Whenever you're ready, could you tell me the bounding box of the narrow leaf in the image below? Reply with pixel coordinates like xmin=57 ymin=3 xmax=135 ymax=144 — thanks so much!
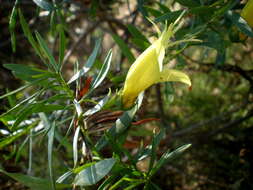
xmin=73 ymin=99 xmax=83 ymax=117
xmin=155 ymin=10 xmax=183 ymax=23
xmin=83 ymin=95 xmax=109 ymax=116
xmin=74 ymin=158 xmax=116 ymax=186
xmin=127 ymin=24 xmax=149 ymax=43
xmin=58 ymin=25 xmax=66 ymax=68
xmin=59 ymin=26 xmax=66 ymax=68
xmin=48 ymin=122 xmax=56 ymax=190
xmin=35 ymin=31 xmax=58 ymax=71
xmin=226 ymin=10 xmax=253 ymax=38
xmin=33 ymin=0 xmax=54 ymax=11
xmin=0 ymin=122 xmax=37 ymax=149
xmin=112 ymin=34 xmax=135 ymax=63
xmin=150 ymin=144 xmax=191 ymax=176
xmin=95 ymin=93 xmax=143 ymax=150
xmin=9 ymin=0 xmax=19 ymax=52
xmin=18 ymin=9 xmax=43 ymax=59
xmin=68 ymin=38 xmax=101 ymax=84
xmin=91 ymin=49 xmax=112 ymax=89
xmin=0 ymin=169 xmax=70 ymax=190
xmin=0 ymin=78 xmax=45 ymax=100
xmin=73 ymin=126 xmax=80 ymax=168
xmin=175 ymin=0 xmax=200 ymax=7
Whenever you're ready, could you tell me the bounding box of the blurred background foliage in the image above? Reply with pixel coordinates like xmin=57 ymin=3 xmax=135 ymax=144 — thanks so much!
xmin=1 ymin=0 xmax=253 ymax=189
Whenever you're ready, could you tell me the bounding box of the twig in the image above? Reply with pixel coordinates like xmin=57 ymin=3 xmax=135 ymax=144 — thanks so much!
xmin=172 ymin=101 xmax=249 ymax=137
xmin=208 ymin=109 xmax=253 ymax=137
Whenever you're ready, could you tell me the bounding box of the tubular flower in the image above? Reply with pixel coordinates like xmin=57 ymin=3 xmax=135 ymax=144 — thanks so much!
xmin=122 ymin=20 xmax=195 ymax=109
xmin=241 ymin=0 xmax=253 ymax=28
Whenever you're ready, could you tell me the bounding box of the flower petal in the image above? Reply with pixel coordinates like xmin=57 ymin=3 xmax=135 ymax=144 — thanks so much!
xmin=122 ymin=44 xmax=160 ymax=108
xmin=158 ymin=68 xmax=191 ymax=86
xmin=241 ymin=0 xmax=253 ymax=28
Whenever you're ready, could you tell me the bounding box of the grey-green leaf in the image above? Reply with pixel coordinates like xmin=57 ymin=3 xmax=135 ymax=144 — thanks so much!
xmin=91 ymin=49 xmax=112 ymax=89
xmin=150 ymin=144 xmax=191 ymax=176
xmin=48 ymin=122 xmax=56 ymax=190
xmin=226 ymin=10 xmax=253 ymax=38
xmin=95 ymin=93 xmax=143 ymax=150
xmin=68 ymin=38 xmax=101 ymax=84
xmin=33 ymin=0 xmax=54 ymax=11
xmin=73 ymin=158 xmax=116 ymax=186
xmin=83 ymin=95 xmax=109 ymax=116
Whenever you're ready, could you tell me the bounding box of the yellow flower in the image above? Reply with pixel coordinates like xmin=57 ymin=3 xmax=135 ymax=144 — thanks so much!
xmin=122 ymin=19 xmax=196 ymax=109
xmin=241 ymin=0 xmax=253 ymax=28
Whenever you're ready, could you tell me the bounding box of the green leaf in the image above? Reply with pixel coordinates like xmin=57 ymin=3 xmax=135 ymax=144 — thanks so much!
xmin=13 ymin=103 xmax=64 ymax=129
xmin=33 ymin=0 xmax=54 ymax=11
xmin=150 ymin=144 xmax=191 ymax=176
xmin=156 ymin=2 xmax=171 ymax=13
xmin=91 ymin=49 xmax=112 ymax=89
xmin=95 ymin=93 xmax=143 ymax=150
xmin=131 ymin=38 xmax=150 ymax=50
xmin=175 ymin=0 xmax=200 ymax=7
xmin=189 ymin=5 xmax=215 ymax=15
xmin=58 ymin=25 xmax=66 ymax=68
xmin=15 ymin=136 xmax=29 ymax=163
xmin=50 ymin=11 xmax=57 ymax=36
xmin=56 ymin=171 xmax=73 ymax=183
xmin=112 ymin=34 xmax=135 ymax=63
xmin=125 ymin=181 xmax=144 ymax=190
xmin=0 ymin=169 xmax=70 ymax=190
xmin=73 ymin=162 xmax=97 ymax=174
xmin=73 ymin=99 xmax=83 ymax=117
xmin=3 ymin=64 xmax=51 ymax=82
xmin=18 ymin=9 xmax=43 ymax=59
xmin=35 ymin=31 xmax=58 ymax=71
xmin=0 ymin=122 xmax=37 ymax=149
xmin=226 ymin=10 xmax=253 ymax=38
xmin=73 ymin=126 xmax=80 ymax=168
xmin=155 ymin=10 xmax=183 ymax=23
xmin=74 ymin=158 xmax=116 ymax=186
xmin=148 ymin=129 xmax=165 ymax=173
xmin=48 ymin=122 xmax=56 ymax=190
xmin=68 ymin=38 xmax=101 ymax=84
xmin=97 ymin=175 xmax=117 ymax=190
xmin=9 ymin=0 xmax=19 ymax=52
xmin=127 ymin=24 xmax=150 ymax=43
xmin=0 ymin=78 xmax=46 ymax=100
xmin=89 ymin=0 xmax=99 ymax=17
xmin=144 ymin=6 xmax=163 ymax=17
xmin=150 ymin=182 xmax=162 ymax=190
xmin=83 ymin=95 xmax=109 ymax=116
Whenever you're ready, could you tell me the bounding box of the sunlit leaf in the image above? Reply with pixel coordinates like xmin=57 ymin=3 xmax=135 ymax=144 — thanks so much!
xmin=48 ymin=122 xmax=56 ymax=190
xmin=68 ymin=38 xmax=101 ymax=84
xmin=91 ymin=49 xmax=112 ymax=89
xmin=33 ymin=0 xmax=54 ymax=11
xmin=74 ymin=158 xmax=116 ymax=186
